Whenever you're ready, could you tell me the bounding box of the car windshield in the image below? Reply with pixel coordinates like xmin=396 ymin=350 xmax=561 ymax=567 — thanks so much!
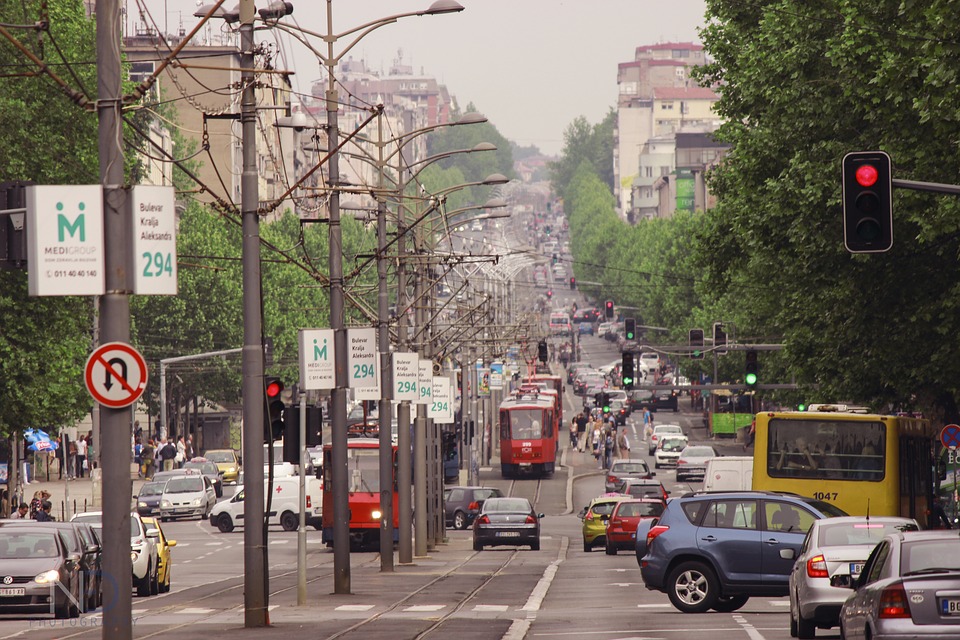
xmin=184 ymin=462 xmax=216 ymax=475
xmin=0 ymin=532 xmax=59 ymax=558
xmin=139 ymin=482 xmax=167 ymax=497
xmin=661 ymin=439 xmax=687 ymax=452
xmin=624 ymin=484 xmax=662 ymax=499
xmin=683 ymin=447 xmax=716 ymax=458
xmin=165 ymin=477 xmax=204 ymax=493
xmin=590 ymin=500 xmax=621 ymax=516
xmin=484 ymin=498 xmax=531 ymax=513
xmin=204 ymin=451 xmax=235 ymax=463
xmin=617 ymin=502 xmax=664 ymax=518
xmin=611 ymin=462 xmax=648 ymax=475
xmin=818 ymin=521 xmax=918 ymax=547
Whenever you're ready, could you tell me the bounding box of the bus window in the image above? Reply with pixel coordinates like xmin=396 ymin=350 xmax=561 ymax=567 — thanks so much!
xmin=767 ymin=418 xmax=885 ymax=481
xmin=509 ymin=410 xmax=542 ymax=440
xmin=347 ymin=449 xmax=381 ymax=493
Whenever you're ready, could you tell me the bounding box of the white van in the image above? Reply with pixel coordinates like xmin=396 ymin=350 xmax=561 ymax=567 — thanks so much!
xmin=209 ymin=476 xmax=322 ymax=533
xmin=702 ymin=456 xmax=754 ymax=492
xmin=549 ymin=312 xmax=572 ymax=336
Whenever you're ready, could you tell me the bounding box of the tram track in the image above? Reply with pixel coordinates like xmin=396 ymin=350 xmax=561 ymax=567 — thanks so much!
xmin=324 ymin=548 xmax=521 ymax=640
xmin=506 ymin=477 xmax=543 ymax=507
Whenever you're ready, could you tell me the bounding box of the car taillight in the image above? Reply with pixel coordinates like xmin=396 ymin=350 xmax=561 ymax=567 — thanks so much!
xmin=661 ymin=488 xmax=668 ymax=502
xmin=647 ymin=524 xmax=669 ymax=546
xmin=306 ymin=496 xmax=312 ymax=509
xmin=806 ymin=554 xmax=828 ymax=578
xmin=878 ymin=584 xmax=911 ymax=618
xmin=525 ymin=515 xmax=537 ymax=524
xmin=677 ymin=459 xmax=687 ymax=464
xmin=607 ymin=475 xmax=618 ymax=484
xmin=468 ymin=501 xmax=479 ymax=510
xmin=586 ymin=510 xmax=594 ymax=519
xmin=476 ymin=515 xmax=490 ymax=525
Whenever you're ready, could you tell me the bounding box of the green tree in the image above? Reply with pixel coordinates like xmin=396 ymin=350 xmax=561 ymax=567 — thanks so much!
xmin=549 ymin=109 xmax=615 ymax=200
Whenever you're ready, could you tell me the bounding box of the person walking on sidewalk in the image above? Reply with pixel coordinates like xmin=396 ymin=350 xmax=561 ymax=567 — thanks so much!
xmin=34 ymin=500 xmax=55 ymax=522
xmin=576 ymin=411 xmax=588 ymax=452
xmin=141 ymin=439 xmax=156 ymax=480
xmin=67 ymin=439 xmax=77 ymax=480
xmin=76 ymin=435 xmax=87 ymax=478
xmin=158 ymin=438 xmax=178 ymax=472
xmin=9 ymin=502 xmax=29 ymax=519
xmin=176 ymin=436 xmax=186 ymax=468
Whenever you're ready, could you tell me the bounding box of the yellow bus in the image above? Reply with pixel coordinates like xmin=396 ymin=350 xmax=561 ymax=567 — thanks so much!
xmin=752 ymin=406 xmax=940 ymax=526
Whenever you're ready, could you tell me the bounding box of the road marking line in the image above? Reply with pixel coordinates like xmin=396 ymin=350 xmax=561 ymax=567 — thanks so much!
xmin=733 ymin=613 xmax=768 ymax=640
xmin=637 ymin=604 xmax=673 ymax=608
xmin=178 ymin=608 xmax=215 ymax=615
xmin=270 ymin=540 xmax=289 ymax=545
xmin=336 ymin=604 xmax=375 ymax=611
xmin=404 ymin=605 xmax=445 ymax=612
xmin=205 ymin=542 xmax=223 ymax=546
xmin=768 ymin=601 xmax=790 ymax=606
xmin=474 ymin=604 xmax=509 ymax=612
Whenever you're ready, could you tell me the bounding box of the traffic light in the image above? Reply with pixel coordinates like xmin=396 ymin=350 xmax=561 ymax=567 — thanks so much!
xmin=552 ymin=253 xmax=558 ymax=264
xmin=745 ymin=350 xmax=759 ymax=389
xmin=624 ymin=318 xmax=636 ymax=341
xmin=264 ymin=376 xmax=285 ymax=442
xmin=621 ymin=352 xmax=635 ymax=389
xmin=282 ymin=406 xmax=323 ymax=464
xmin=713 ymin=322 xmax=727 ymax=355
xmin=605 ymin=300 xmax=614 ymax=319
xmin=842 ymin=151 xmax=893 ymax=253
xmin=797 ymin=403 xmax=807 ymax=411
xmin=689 ymin=328 xmax=704 ymax=359
xmin=569 ymin=277 xmax=576 ymax=290
xmin=537 ymin=340 xmax=548 ymax=364
xmin=546 ymin=289 xmax=553 ymax=299
xmin=601 ymin=392 xmax=611 ymax=414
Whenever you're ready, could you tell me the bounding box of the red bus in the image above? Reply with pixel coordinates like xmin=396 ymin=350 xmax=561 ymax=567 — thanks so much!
xmin=322 ymin=439 xmax=398 ymax=549
xmin=499 ymin=391 xmax=557 ymax=478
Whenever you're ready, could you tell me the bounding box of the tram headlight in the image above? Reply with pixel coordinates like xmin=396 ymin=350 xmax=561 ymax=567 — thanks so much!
xmin=371 ymin=510 xmax=382 ymax=521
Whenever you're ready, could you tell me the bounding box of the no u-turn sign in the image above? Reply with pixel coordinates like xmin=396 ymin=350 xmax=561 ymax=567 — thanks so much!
xmin=84 ymin=342 xmax=148 ymax=408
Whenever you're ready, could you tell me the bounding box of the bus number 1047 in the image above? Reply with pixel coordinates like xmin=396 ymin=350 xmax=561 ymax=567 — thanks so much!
xmin=812 ymin=491 xmax=839 ymax=501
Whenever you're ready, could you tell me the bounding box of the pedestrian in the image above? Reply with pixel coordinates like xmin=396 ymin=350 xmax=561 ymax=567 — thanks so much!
xmin=67 ymin=438 xmax=77 ymax=480
xmin=930 ymin=495 xmax=952 ymax=529
xmin=642 ymin=405 xmax=654 ymax=442
xmin=141 ymin=439 xmax=156 ymax=480
xmin=744 ymin=418 xmax=756 ymax=451
xmin=9 ymin=502 xmax=29 ymax=519
xmin=76 ymin=435 xmax=87 ymax=478
xmin=176 ymin=436 xmax=186 ymax=468
xmin=185 ymin=435 xmax=195 ymax=461
xmin=34 ymin=500 xmax=55 ymax=522
xmin=576 ymin=410 xmax=588 ymax=452
xmin=591 ymin=422 xmax=603 ymax=466
xmin=54 ymin=437 xmax=64 ymax=480
xmin=158 ymin=438 xmax=178 ymax=471
xmin=569 ymin=415 xmax=578 ymax=449
xmin=618 ymin=428 xmax=631 ymax=458
xmin=603 ymin=428 xmax=615 ymax=470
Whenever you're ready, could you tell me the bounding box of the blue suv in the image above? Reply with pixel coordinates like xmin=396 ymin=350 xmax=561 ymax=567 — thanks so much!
xmin=636 ymin=491 xmax=847 ymax=613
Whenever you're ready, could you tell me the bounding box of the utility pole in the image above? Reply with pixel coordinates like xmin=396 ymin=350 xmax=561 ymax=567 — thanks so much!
xmin=97 ymin=1 xmax=133 ymax=638
xmin=238 ymin=0 xmax=268 ymax=625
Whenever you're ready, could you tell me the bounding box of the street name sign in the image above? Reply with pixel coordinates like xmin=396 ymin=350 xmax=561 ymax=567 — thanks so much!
xmin=393 ymin=353 xmax=419 ymax=401
xmin=429 ymin=377 xmax=453 ymax=423
xmin=299 ymin=329 xmax=335 ymax=390
xmin=27 ymin=185 xmax=104 ymax=296
xmin=346 ymin=328 xmax=377 ymax=388
xmin=418 ymin=361 xmax=433 ymax=405
xmin=131 ymin=185 xmax=177 ymax=295
xmin=354 ymin=359 xmax=380 ymax=400
xmin=84 ymin=342 xmax=148 ymax=408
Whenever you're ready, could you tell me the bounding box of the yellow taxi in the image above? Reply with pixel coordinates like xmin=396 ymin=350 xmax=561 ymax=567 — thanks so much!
xmin=204 ymin=449 xmax=241 ymax=484
xmin=141 ymin=516 xmax=177 ymax=593
xmin=577 ymin=494 xmax=630 ymax=552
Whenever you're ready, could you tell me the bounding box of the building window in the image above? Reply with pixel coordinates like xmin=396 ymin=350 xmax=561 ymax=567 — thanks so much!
xmin=661 ymin=102 xmax=674 ymax=110
xmin=673 ymin=49 xmax=690 ymax=58
xmin=645 ymin=166 xmax=653 ymax=178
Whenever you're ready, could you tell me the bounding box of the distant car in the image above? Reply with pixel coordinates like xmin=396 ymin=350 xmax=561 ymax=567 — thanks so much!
xmin=141 ymin=516 xmax=177 ymax=593
xmin=567 ymin=362 xmax=593 ymax=384
xmin=638 ymin=352 xmax=660 ymax=373
xmin=617 ymin=478 xmax=669 ymax=502
xmin=471 ymin=220 xmax=483 ymax=232
xmin=639 ymin=491 xmax=848 ymax=613
xmin=444 ymin=486 xmax=504 ymax=530
xmin=789 ymin=516 xmax=918 ymax=638
xmin=579 ymin=494 xmax=631 ymax=552
xmin=676 ymin=445 xmax=719 ymax=482
xmin=159 ymin=473 xmax=218 ymax=521
xmin=609 ymin=400 xmax=628 ymax=426
xmin=605 ymin=459 xmax=654 ymax=493
xmin=183 ymin=459 xmax=224 ymax=497
xmin=651 ymin=390 xmax=679 ymax=412
xmin=203 ymin=449 xmax=240 ymax=484
xmin=137 ymin=480 xmax=168 ymax=516
xmin=838 ymin=530 xmax=960 ymax=640
xmin=0 ymin=526 xmax=83 ymax=618
xmin=472 ymin=497 xmax=542 ymax=551
xmin=648 ymin=424 xmax=684 ymax=455
xmin=630 ymin=389 xmax=655 ymax=412
xmin=578 ymin=322 xmax=594 ymax=335
xmin=654 ymin=436 xmax=689 ymax=468
xmin=604 ymin=499 xmax=665 ymax=555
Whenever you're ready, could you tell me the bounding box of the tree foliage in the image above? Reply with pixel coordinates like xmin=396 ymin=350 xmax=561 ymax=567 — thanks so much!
xmin=549 ymin=109 xmax=616 ymax=200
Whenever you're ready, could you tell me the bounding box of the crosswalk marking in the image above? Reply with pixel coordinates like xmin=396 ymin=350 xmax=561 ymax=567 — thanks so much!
xmin=178 ymin=608 xmax=215 ymax=615
xmin=336 ymin=604 xmax=375 ymax=611
xmin=205 ymin=542 xmax=223 ymax=546
xmin=474 ymin=604 xmax=509 ymax=612
xmin=269 ymin=540 xmax=289 ymax=545
xmin=404 ymin=605 xmax=445 ymax=612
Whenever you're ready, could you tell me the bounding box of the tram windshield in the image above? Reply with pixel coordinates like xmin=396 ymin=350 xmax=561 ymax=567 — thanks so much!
xmin=508 ymin=409 xmax=544 ymax=440
xmin=348 ymin=449 xmax=382 ymax=493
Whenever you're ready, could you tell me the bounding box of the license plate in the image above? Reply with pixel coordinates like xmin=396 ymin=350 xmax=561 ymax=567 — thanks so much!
xmin=942 ymin=599 xmax=960 ymax=615
xmin=849 ymin=562 xmax=864 ymax=578
xmin=0 ymin=588 xmax=25 ymax=597
xmin=497 ymin=531 xmax=520 ymax=537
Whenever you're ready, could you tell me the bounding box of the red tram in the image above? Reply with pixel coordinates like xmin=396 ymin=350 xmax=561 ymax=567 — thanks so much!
xmin=498 ymin=391 xmax=557 ymax=478
xmin=322 ymin=439 xmax=398 ymax=548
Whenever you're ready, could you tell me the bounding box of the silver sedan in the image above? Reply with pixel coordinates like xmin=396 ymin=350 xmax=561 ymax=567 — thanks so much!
xmin=788 ymin=516 xmax=918 ymax=638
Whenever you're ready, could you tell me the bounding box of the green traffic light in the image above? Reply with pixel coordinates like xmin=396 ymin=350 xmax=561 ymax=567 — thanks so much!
xmin=626 ymin=332 xmax=634 ymax=340
xmin=745 ymin=372 xmax=758 ymax=385
xmin=798 ymin=403 xmax=806 ymax=411
xmin=603 ymin=405 xmax=610 ymax=413
xmin=623 ymin=376 xmax=633 ymax=385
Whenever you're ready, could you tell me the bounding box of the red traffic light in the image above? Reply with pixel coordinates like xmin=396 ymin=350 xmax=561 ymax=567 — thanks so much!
xmin=266 ymin=379 xmax=283 ymax=398
xmin=855 ymin=164 xmax=878 ymax=187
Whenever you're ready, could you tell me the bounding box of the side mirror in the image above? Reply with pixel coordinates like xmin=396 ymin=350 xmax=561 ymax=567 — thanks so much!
xmin=145 ymin=528 xmax=160 ymax=538
xmin=167 ymin=540 xmax=177 ymax=548
xmin=84 ymin=543 xmax=100 ymax=555
xmin=577 ymin=508 xmax=587 ymax=520
xmin=538 ymin=513 xmax=545 ymax=519
xmin=779 ymin=548 xmax=796 ymax=560
xmin=65 ymin=553 xmax=81 ymax=570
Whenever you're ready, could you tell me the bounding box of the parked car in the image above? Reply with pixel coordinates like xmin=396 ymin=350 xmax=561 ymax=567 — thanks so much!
xmin=71 ymin=510 xmax=159 ymax=598
xmin=617 ymin=478 xmax=669 ymax=502
xmin=648 ymin=424 xmax=685 ymax=455
xmin=444 ymin=486 xmax=504 ymax=530
xmin=472 ymin=497 xmax=542 ymax=551
xmin=579 ymin=494 xmax=631 ymax=552
xmin=141 ymin=516 xmax=177 ymax=593
xmin=838 ymin=529 xmax=960 ymax=640
xmin=0 ymin=526 xmax=82 ymax=618
xmin=202 ymin=448 xmax=241 ymax=484
xmin=789 ymin=516 xmax=919 ymax=638
xmin=638 ymin=491 xmax=847 ymax=613
xmin=183 ymin=459 xmax=224 ymax=497
xmin=605 ymin=459 xmax=654 ymax=493
xmin=159 ymin=473 xmax=218 ymax=521
xmin=654 ymin=436 xmax=688 ymax=468
xmin=604 ymin=499 xmax=665 ymax=555
xmin=676 ymin=445 xmax=719 ymax=482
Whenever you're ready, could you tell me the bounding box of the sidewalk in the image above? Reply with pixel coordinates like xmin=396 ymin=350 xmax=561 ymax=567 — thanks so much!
xmin=8 ymin=464 xmax=142 ymax=520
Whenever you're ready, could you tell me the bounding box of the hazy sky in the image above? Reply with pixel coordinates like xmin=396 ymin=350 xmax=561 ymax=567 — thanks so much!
xmin=163 ymin=1 xmax=708 ymax=156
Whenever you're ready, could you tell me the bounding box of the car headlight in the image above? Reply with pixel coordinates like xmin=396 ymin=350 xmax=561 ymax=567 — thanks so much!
xmin=161 ymin=499 xmax=171 ymax=508
xmin=371 ymin=510 xmax=382 ymax=521
xmin=192 ymin=498 xmax=202 ymax=506
xmin=35 ymin=570 xmax=60 ymax=584
xmin=138 ymin=501 xmax=148 ymax=507
xmin=131 ymin=551 xmax=138 ymax=561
